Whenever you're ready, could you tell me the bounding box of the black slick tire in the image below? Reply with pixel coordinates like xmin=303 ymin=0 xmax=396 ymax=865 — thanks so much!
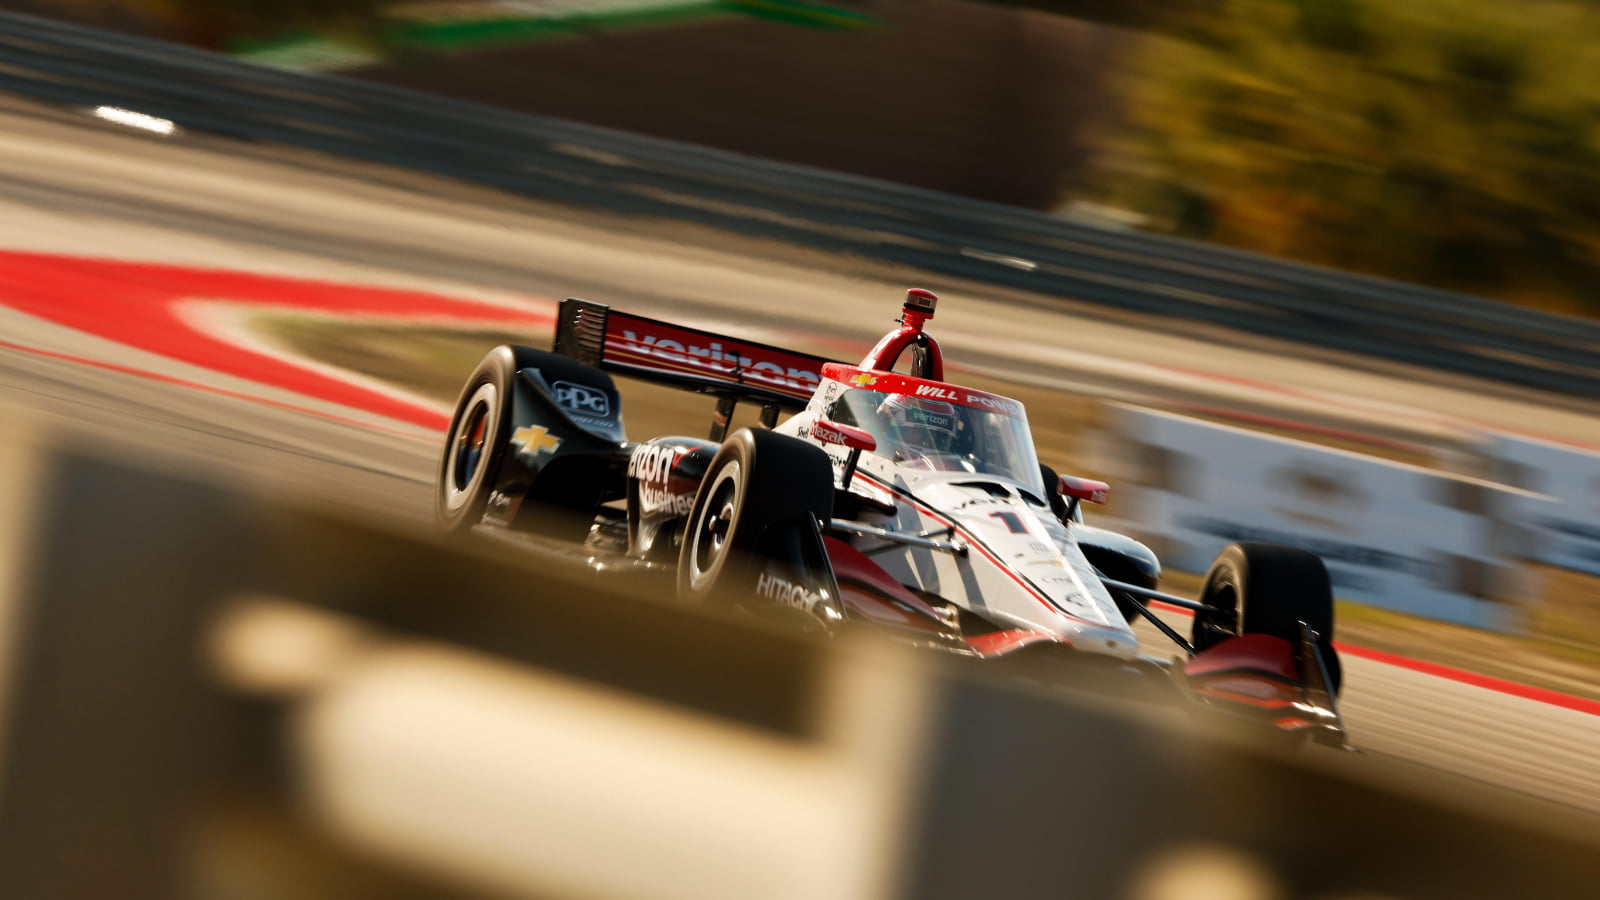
xmin=1192 ymin=542 xmax=1342 ymax=693
xmin=677 ymin=428 xmax=834 ymax=607
xmin=435 ymin=346 xmax=518 ymax=535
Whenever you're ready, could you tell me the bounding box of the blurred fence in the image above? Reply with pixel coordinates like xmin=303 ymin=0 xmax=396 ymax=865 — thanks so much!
xmin=0 ymin=11 xmax=1596 ymax=399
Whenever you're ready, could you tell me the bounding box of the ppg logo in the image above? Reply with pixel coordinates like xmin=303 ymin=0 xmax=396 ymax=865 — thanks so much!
xmin=553 ymin=381 xmax=610 ymax=417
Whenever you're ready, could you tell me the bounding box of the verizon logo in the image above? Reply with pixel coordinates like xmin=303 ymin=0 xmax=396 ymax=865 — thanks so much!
xmin=616 ymin=330 xmax=821 ymax=393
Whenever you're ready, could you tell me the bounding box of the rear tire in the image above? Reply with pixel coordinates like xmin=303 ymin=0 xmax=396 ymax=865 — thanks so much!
xmin=1192 ymin=542 xmax=1341 ymax=693
xmin=677 ymin=428 xmax=834 ymax=607
xmin=436 ymin=347 xmax=518 ymax=534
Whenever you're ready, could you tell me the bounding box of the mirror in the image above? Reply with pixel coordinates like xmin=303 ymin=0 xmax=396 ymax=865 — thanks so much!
xmin=1057 ymin=474 xmax=1109 ymax=504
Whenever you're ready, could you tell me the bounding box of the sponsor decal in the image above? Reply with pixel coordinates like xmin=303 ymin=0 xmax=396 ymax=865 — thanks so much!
xmin=757 ymin=571 xmax=826 ymax=612
xmin=813 ymin=422 xmax=846 ymax=445
xmin=639 ymin=485 xmax=697 ymax=517
xmin=812 ymin=420 xmax=874 ymax=449
xmin=953 ymin=495 xmax=1006 ymax=510
xmin=913 ymin=384 xmax=1024 ymax=418
xmin=898 ymin=404 xmax=954 ymax=432
xmin=1019 ymin=563 xmax=1090 ymax=609
xmin=629 ymin=442 xmax=683 ymax=482
xmin=512 ymin=425 xmax=562 ymax=456
xmin=605 ymin=313 xmax=824 ymax=400
xmin=483 ymin=490 xmax=520 ymax=527
xmin=630 ymin=442 xmax=700 ymax=517
xmin=823 ymin=365 xmax=1026 ymax=419
xmin=552 ymin=380 xmax=610 ymax=418
xmin=849 ymin=372 xmax=879 ymax=387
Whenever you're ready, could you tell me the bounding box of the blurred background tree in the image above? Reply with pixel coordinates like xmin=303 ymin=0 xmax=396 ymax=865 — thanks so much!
xmin=7 ymin=0 xmax=387 ymax=46
xmin=1088 ymin=0 xmax=1600 ymax=315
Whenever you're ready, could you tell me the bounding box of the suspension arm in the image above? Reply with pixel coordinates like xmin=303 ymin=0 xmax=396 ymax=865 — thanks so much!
xmin=828 ymin=519 xmax=967 ymax=555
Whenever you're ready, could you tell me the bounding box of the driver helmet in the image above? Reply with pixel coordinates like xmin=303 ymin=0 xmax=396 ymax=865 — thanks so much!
xmin=878 ymin=393 xmax=960 ymax=461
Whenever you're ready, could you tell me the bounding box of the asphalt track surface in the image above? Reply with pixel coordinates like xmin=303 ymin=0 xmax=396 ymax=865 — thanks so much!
xmin=0 ymin=100 xmax=1596 ymax=822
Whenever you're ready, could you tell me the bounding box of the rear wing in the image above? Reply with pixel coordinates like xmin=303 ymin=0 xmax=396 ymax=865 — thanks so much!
xmin=553 ymin=298 xmax=840 ymax=431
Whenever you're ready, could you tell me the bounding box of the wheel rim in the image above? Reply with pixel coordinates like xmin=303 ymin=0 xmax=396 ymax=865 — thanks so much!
xmin=687 ymin=461 xmax=741 ymax=591
xmin=1197 ymin=582 xmax=1240 ymax=648
xmin=444 ymin=382 xmax=497 ymax=512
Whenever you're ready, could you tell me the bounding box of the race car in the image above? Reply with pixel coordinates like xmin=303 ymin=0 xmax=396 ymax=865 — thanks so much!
xmin=435 ymin=288 xmax=1347 ymax=746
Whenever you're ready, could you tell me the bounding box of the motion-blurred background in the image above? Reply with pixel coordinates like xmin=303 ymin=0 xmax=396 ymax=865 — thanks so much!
xmin=17 ymin=0 xmax=1600 ymax=316
xmin=0 ymin=1 xmax=1595 ymax=898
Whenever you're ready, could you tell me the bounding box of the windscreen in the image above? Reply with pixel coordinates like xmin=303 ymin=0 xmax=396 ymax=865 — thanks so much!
xmin=827 ymin=386 xmax=1045 ymax=494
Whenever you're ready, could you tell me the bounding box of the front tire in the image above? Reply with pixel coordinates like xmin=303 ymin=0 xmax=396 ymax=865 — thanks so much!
xmin=1192 ymin=542 xmax=1341 ymax=692
xmin=677 ymin=428 xmax=834 ymax=607
xmin=436 ymin=346 xmax=520 ymax=535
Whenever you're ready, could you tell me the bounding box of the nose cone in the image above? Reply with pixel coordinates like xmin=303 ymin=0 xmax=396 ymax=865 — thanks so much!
xmin=1066 ymin=620 xmax=1140 ymax=661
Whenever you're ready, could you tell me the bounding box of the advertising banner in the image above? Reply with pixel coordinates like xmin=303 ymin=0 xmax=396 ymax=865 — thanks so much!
xmin=1483 ymin=434 xmax=1600 ymax=577
xmin=1101 ymin=407 xmax=1529 ymax=632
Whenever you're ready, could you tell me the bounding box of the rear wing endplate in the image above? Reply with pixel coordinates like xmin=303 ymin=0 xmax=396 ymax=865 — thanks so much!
xmin=553 ymin=298 xmax=838 ymax=413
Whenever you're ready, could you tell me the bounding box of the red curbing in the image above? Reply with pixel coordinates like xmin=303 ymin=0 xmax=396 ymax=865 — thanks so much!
xmin=0 ymin=338 xmax=441 ymax=438
xmin=0 ymin=249 xmax=552 ymax=429
xmin=1333 ymin=643 xmax=1600 ymax=717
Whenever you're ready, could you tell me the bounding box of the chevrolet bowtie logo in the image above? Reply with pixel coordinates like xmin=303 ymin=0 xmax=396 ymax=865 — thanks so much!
xmin=850 ymin=372 xmax=878 ymax=387
xmin=513 ymin=425 xmax=563 ymax=455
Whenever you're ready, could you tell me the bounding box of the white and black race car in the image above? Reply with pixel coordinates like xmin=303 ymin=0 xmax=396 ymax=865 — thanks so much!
xmin=435 ymin=289 xmax=1347 ymax=745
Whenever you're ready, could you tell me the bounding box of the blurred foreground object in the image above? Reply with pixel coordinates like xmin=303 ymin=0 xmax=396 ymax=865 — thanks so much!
xmin=0 ymin=418 xmax=1598 ymax=899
